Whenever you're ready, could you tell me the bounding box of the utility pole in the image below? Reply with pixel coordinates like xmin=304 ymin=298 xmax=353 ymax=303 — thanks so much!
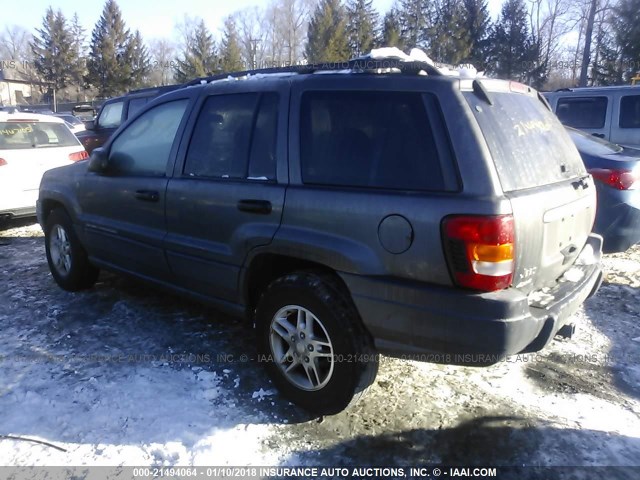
xmin=249 ymin=38 xmax=260 ymax=69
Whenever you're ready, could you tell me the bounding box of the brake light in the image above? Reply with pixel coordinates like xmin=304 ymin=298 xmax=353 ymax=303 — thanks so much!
xmin=69 ymin=150 xmax=89 ymax=162
xmin=589 ymin=168 xmax=638 ymax=190
xmin=442 ymin=215 xmax=515 ymax=292
xmin=0 ymin=158 xmax=6 ymax=166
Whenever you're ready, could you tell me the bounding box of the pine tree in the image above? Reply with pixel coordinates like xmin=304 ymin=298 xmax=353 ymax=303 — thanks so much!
xmin=220 ymin=16 xmax=245 ymax=72
xmin=31 ymin=8 xmax=77 ymax=94
xmin=429 ymin=0 xmax=470 ymax=64
xmin=346 ymin=0 xmax=379 ymax=57
xmin=129 ymin=30 xmax=151 ymax=88
xmin=486 ymin=0 xmax=538 ymax=83
xmin=86 ymin=0 xmax=136 ymax=97
xmin=612 ymin=0 xmax=640 ymax=82
xmin=381 ymin=8 xmax=404 ymax=49
xmin=69 ymin=13 xmax=88 ymax=91
xmin=462 ymin=0 xmax=490 ymax=69
xmin=592 ymin=25 xmax=623 ymax=86
xmin=305 ymin=0 xmax=350 ymax=63
xmin=398 ymin=0 xmax=430 ymax=50
xmin=173 ymin=19 xmax=220 ymax=82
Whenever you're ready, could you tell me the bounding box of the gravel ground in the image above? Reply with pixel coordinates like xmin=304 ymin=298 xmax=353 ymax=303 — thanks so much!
xmin=0 ymin=219 xmax=639 ymax=477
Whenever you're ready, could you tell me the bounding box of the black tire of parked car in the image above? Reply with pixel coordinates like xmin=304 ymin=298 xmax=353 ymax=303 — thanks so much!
xmin=255 ymin=271 xmax=379 ymax=415
xmin=45 ymin=208 xmax=99 ymax=291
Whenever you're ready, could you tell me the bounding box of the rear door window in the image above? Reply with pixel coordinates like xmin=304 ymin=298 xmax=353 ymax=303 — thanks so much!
xmin=556 ymin=97 xmax=608 ymax=129
xmin=465 ymin=91 xmax=586 ymax=192
xmin=184 ymin=93 xmax=280 ymax=181
xmin=300 ymin=91 xmax=456 ymax=192
xmin=619 ymin=95 xmax=640 ymax=128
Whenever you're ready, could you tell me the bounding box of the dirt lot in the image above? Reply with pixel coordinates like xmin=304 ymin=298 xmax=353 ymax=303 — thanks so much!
xmin=0 ymin=219 xmax=639 ymax=477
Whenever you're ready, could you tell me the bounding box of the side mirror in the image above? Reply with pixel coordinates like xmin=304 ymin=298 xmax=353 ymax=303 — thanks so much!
xmin=87 ymin=147 xmax=108 ymax=173
xmin=84 ymin=120 xmax=96 ymax=130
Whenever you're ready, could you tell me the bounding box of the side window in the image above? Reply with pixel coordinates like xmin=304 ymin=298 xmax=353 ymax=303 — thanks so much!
xmin=184 ymin=93 xmax=259 ymax=179
xmin=556 ymin=97 xmax=608 ymax=129
xmin=109 ymin=99 xmax=188 ymax=176
xmin=300 ymin=91 xmax=447 ymax=191
xmin=249 ymin=94 xmax=279 ymax=180
xmin=98 ymin=101 xmax=124 ymax=128
xmin=127 ymin=98 xmax=148 ymax=118
xmin=620 ymin=95 xmax=640 ymax=128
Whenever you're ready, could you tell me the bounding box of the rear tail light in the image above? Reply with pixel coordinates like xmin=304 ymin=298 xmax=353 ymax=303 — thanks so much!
xmin=0 ymin=158 xmax=6 ymax=167
xmin=588 ymin=168 xmax=638 ymax=190
xmin=442 ymin=214 xmax=515 ymax=292
xmin=69 ymin=150 xmax=89 ymax=162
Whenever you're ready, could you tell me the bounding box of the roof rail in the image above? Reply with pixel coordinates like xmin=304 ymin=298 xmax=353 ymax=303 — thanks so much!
xmin=183 ymin=58 xmax=442 ymax=87
xmin=127 ymin=84 xmax=182 ymax=95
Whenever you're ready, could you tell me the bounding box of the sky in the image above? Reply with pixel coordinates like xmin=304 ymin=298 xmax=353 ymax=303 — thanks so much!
xmin=0 ymin=0 xmax=505 ymax=45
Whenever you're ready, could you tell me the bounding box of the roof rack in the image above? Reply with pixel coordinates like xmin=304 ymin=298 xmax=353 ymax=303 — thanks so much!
xmin=183 ymin=58 xmax=442 ymax=87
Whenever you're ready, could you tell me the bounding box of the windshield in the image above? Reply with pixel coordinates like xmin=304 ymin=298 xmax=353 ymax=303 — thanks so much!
xmin=0 ymin=122 xmax=80 ymax=150
xmin=464 ymin=91 xmax=586 ymax=192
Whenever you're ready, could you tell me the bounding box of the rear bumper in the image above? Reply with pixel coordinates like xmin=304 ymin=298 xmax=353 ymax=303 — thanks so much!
xmin=593 ymin=186 xmax=640 ymax=253
xmin=341 ymin=234 xmax=603 ymax=365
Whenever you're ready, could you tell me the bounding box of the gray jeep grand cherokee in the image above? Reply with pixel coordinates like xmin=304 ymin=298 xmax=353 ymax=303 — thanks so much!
xmin=38 ymin=59 xmax=603 ymax=414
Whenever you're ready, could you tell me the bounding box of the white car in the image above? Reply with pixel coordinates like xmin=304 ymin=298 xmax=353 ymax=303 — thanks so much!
xmin=52 ymin=113 xmax=87 ymax=134
xmin=0 ymin=110 xmax=88 ymax=219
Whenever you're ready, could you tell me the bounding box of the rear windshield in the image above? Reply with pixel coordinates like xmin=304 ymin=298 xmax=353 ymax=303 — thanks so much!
xmin=567 ymin=127 xmax=623 ymax=155
xmin=0 ymin=122 xmax=80 ymax=150
xmin=464 ymin=91 xmax=586 ymax=192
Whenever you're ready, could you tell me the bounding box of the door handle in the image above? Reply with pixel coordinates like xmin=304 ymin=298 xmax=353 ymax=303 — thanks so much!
xmin=237 ymin=199 xmax=272 ymax=214
xmin=134 ymin=190 xmax=159 ymax=202
xmin=591 ymin=133 xmax=605 ymax=138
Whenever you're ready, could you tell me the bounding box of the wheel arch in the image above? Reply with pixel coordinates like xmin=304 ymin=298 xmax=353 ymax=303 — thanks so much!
xmin=242 ymin=252 xmax=353 ymax=323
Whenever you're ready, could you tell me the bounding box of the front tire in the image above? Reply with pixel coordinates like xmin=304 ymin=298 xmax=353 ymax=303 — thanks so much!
xmin=45 ymin=208 xmax=99 ymax=291
xmin=256 ymin=271 xmax=378 ymax=414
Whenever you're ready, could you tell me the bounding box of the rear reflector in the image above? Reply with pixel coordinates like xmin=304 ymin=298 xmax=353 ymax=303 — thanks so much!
xmin=589 ymin=168 xmax=639 ymax=190
xmin=442 ymin=215 xmax=515 ymax=292
xmin=0 ymin=158 xmax=6 ymax=166
xmin=69 ymin=150 xmax=89 ymax=162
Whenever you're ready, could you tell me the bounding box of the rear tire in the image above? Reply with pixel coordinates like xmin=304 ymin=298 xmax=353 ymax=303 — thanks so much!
xmin=45 ymin=208 xmax=99 ymax=291
xmin=256 ymin=271 xmax=378 ymax=415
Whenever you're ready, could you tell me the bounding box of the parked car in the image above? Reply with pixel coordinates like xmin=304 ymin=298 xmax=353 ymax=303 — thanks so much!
xmin=38 ymin=59 xmax=603 ymax=414
xmin=52 ymin=113 xmax=86 ymax=134
xmin=544 ymin=86 xmax=640 ymax=148
xmin=567 ymin=126 xmax=640 ymax=252
xmin=1 ymin=110 xmax=88 ymax=220
xmin=76 ymin=85 xmax=181 ymax=153
xmin=71 ymin=104 xmax=97 ymax=122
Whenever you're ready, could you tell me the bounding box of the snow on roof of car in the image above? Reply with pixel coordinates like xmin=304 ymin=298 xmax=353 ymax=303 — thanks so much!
xmin=0 ymin=110 xmax=66 ymax=123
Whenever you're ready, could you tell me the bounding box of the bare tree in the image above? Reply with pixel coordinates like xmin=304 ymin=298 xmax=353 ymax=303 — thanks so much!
xmin=0 ymin=25 xmax=32 ymax=62
xmin=149 ymin=38 xmax=176 ymax=85
xmin=279 ymin=0 xmax=313 ymax=64
xmin=233 ymin=7 xmax=269 ymax=68
xmin=528 ymin=0 xmax=573 ymax=82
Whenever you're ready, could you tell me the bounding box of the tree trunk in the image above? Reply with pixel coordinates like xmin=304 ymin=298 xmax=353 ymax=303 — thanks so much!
xmin=579 ymin=0 xmax=597 ymax=87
